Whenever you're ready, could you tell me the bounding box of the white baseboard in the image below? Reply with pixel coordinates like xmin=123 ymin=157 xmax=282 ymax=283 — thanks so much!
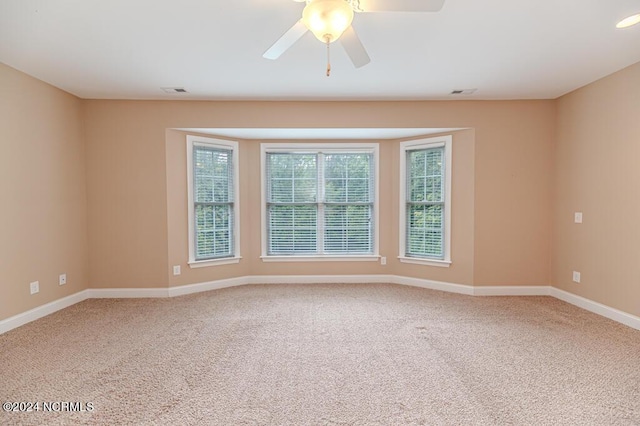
xmin=88 ymin=287 xmax=171 ymax=298
xmin=392 ymin=275 xmax=475 ymax=295
xmin=247 ymin=274 xmax=394 ymax=285
xmin=473 ymin=285 xmax=551 ymax=296
xmin=168 ymin=277 xmax=247 ymax=297
xmin=550 ymin=287 xmax=640 ymax=331
xmin=2 ymin=277 xmax=638 ymax=334
xmin=0 ymin=290 xmax=90 ymax=335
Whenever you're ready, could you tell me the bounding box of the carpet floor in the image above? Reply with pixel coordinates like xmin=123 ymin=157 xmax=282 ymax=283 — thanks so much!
xmin=1 ymin=283 xmax=639 ymax=425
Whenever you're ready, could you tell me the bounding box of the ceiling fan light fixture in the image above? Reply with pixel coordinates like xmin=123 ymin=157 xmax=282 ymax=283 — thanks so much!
xmin=302 ymin=0 xmax=354 ymax=42
xmin=616 ymin=13 xmax=640 ymax=28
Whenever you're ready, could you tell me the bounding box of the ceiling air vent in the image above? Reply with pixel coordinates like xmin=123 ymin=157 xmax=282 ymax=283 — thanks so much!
xmin=450 ymin=89 xmax=477 ymax=95
xmin=161 ymin=87 xmax=188 ymax=93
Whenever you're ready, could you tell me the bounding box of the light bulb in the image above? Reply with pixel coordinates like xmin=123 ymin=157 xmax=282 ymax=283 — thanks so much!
xmin=302 ymin=0 xmax=354 ymax=42
xmin=616 ymin=13 xmax=640 ymax=29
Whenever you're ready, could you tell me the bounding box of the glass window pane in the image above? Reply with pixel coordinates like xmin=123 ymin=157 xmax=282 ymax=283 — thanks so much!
xmin=268 ymin=205 xmax=317 ymax=254
xmin=324 ymin=205 xmax=372 ymax=253
xmin=406 ymin=204 xmax=443 ymax=258
xmin=409 ymin=177 xmax=426 ymax=202
xmin=269 ymin=154 xmax=293 ymax=179
xmin=195 ymin=204 xmax=233 ymax=258
xmin=270 ymin=178 xmax=293 ymax=203
xmin=293 ymin=155 xmax=317 ymax=179
xmin=195 ymin=147 xmax=232 ymax=203
xmin=268 ymin=153 xmax=316 ymax=203
xmin=325 ymin=178 xmax=345 ymax=202
xmin=408 ymin=148 xmax=443 ymax=202
xmin=347 ymin=178 xmax=369 ymax=203
xmin=293 ymin=178 xmax=316 ymax=203
xmin=325 ymin=153 xmax=372 ymax=203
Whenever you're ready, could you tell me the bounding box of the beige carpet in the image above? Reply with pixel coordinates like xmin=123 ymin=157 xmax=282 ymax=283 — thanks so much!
xmin=1 ymin=283 xmax=639 ymax=425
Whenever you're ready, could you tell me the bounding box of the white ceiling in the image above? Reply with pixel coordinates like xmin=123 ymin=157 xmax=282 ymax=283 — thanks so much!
xmin=1 ymin=0 xmax=639 ymax=101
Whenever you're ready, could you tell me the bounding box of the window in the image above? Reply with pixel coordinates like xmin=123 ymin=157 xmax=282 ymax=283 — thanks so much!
xmin=399 ymin=136 xmax=452 ymax=267
xmin=187 ymin=136 xmax=240 ymax=267
xmin=261 ymin=143 xmax=379 ymax=260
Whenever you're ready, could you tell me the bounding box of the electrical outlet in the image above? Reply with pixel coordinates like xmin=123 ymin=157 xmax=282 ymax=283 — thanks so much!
xmin=380 ymin=257 xmax=387 ymax=265
xmin=574 ymin=212 xmax=583 ymax=223
xmin=572 ymin=271 xmax=581 ymax=283
xmin=173 ymin=265 xmax=181 ymax=276
xmin=30 ymin=281 xmax=39 ymax=295
xmin=59 ymin=273 xmax=67 ymax=285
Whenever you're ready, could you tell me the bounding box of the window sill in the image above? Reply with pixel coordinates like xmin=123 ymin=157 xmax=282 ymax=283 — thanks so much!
xmin=261 ymin=255 xmax=380 ymax=263
xmin=189 ymin=256 xmax=242 ymax=269
xmin=398 ymin=256 xmax=451 ymax=268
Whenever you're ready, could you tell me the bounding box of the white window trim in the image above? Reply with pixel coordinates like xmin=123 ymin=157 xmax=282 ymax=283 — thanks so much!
xmin=398 ymin=135 xmax=452 ymax=267
xmin=186 ymin=135 xmax=241 ymax=268
xmin=260 ymin=255 xmax=380 ymax=263
xmin=260 ymin=142 xmax=380 ymax=261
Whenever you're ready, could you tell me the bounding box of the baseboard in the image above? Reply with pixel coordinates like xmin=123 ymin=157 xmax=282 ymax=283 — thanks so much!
xmin=88 ymin=287 xmax=170 ymax=298
xmin=392 ymin=275 xmax=475 ymax=295
xmin=168 ymin=277 xmax=248 ymax=297
xmin=2 ymin=277 xmax=638 ymax=334
xmin=247 ymin=275 xmax=479 ymax=296
xmin=247 ymin=274 xmax=394 ymax=285
xmin=550 ymin=287 xmax=640 ymax=331
xmin=473 ymin=285 xmax=551 ymax=296
xmin=0 ymin=290 xmax=90 ymax=335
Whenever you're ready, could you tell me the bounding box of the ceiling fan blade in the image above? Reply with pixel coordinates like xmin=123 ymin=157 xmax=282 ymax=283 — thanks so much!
xmin=340 ymin=26 xmax=370 ymax=68
xmin=358 ymin=0 xmax=445 ymax=12
xmin=263 ymin=20 xmax=308 ymax=60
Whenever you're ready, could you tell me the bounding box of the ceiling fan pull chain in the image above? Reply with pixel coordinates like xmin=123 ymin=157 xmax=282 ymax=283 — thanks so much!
xmin=326 ymin=37 xmax=331 ymax=77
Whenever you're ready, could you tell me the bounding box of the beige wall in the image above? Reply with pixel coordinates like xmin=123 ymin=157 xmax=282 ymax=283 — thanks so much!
xmin=85 ymin=100 xmax=555 ymax=290
xmin=5 ymin=58 xmax=639 ymax=324
xmin=0 ymin=63 xmax=88 ymax=321
xmin=554 ymin=61 xmax=640 ymax=317
xmin=84 ymin=102 xmax=169 ymax=289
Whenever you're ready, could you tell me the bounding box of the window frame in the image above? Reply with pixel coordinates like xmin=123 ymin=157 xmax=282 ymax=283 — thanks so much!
xmin=399 ymin=135 xmax=452 ymax=267
xmin=260 ymin=142 xmax=380 ymax=262
xmin=186 ymin=135 xmax=241 ymax=268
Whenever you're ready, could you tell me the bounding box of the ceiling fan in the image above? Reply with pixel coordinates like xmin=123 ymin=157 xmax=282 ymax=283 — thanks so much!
xmin=263 ymin=0 xmax=446 ymax=75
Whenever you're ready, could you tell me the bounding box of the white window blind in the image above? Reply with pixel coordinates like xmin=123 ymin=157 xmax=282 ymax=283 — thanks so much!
xmin=406 ymin=147 xmax=445 ymax=259
xmin=323 ymin=153 xmax=373 ymax=253
xmin=193 ymin=145 xmax=234 ymax=260
xmin=266 ymin=153 xmax=318 ymax=254
xmin=266 ymin=151 xmax=374 ymax=255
